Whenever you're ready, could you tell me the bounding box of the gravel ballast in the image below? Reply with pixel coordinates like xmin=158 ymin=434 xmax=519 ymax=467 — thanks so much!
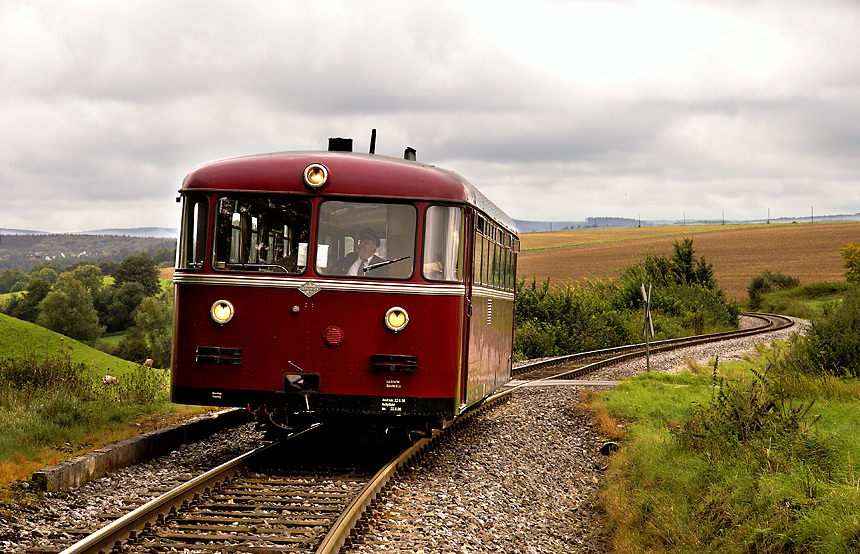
xmin=1 ymin=317 xmax=803 ymax=553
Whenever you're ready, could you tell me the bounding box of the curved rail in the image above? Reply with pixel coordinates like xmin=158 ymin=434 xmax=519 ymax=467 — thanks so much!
xmin=513 ymin=312 xmax=793 ymax=380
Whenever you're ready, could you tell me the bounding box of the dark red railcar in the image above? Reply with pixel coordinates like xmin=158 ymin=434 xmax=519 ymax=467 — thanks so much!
xmin=171 ymin=138 xmax=518 ymax=435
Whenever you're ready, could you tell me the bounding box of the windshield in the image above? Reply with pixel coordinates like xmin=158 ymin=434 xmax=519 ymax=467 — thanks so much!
xmin=213 ymin=196 xmax=312 ymax=274
xmin=315 ymin=201 xmax=416 ymax=279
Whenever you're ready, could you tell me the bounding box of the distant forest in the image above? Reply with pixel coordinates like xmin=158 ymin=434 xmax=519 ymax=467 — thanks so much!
xmin=0 ymin=233 xmax=177 ymax=272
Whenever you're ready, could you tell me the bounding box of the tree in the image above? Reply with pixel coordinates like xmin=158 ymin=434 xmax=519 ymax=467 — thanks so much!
xmin=96 ymin=282 xmax=146 ymax=333
xmin=37 ymin=273 xmax=103 ymax=343
xmin=0 ymin=269 xmax=28 ymax=294
xmin=70 ymin=264 xmax=104 ymax=296
xmin=33 ymin=267 xmax=59 ymax=286
xmin=115 ymin=327 xmax=150 ymax=364
xmin=30 ymin=260 xmax=62 ymax=275
xmin=841 ymin=243 xmax=860 ymax=284
xmin=113 ymin=253 xmax=160 ymax=296
xmin=99 ymin=260 xmax=120 ymax=276
xmin=132 ymin=287 xmax=174 ymax=367
xmin=671 ymin=237 xmax=697 ymax=284
xmin=2 ymin=277 xmax=51 ymax=322
xmin=153 ymin=247 xmax=176 ymax=266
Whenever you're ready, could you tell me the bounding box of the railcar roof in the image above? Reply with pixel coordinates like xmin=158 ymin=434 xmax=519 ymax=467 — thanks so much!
xmin=181 ymin=150 xmax=517 ymax=234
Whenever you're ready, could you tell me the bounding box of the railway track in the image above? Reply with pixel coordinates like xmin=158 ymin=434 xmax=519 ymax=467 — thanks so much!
xmin=510 ymin=311 xmax=793 ymax=382
xmin=57 ymin=397 xmax=509 ymax=554
xmin=56 ymin=312 xmax=792 ymax=554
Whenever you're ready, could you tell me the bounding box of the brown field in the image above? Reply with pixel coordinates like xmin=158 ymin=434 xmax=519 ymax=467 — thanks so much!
xmin=516 ymin=221 xmax=860 ymax=301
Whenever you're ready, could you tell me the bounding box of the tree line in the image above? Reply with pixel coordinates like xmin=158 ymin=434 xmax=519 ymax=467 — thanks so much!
xmin=1 ymin=252 xmax=175 ymax=368
xmin=0 ymin=234 xmax=175 ymax=273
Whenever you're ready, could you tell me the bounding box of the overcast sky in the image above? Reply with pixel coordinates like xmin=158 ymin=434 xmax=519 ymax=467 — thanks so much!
xmin=3 ymin=0 xmax=859 ymax=233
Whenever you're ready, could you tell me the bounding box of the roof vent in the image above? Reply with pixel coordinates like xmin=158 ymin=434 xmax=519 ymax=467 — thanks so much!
xmin=404 ymin=147 xmax=417 ymax=161
xmin=328 ymin=137 xmax=353 ymax=152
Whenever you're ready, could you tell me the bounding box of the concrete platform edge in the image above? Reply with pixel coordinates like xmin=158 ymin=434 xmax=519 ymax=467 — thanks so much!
xmin=30 ymin=408 xmax=253 ymax=492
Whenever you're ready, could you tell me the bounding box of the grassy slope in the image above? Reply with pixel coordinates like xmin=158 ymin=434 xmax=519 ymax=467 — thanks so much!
xmin=0 ymin=312 xmax=141 ymax=377
xmin=517 ymin=221 xmax=859 ymax=301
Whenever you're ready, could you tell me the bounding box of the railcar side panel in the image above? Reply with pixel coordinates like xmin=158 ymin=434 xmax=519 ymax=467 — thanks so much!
xmin=465 ymin=290 xmax=514 ymax=406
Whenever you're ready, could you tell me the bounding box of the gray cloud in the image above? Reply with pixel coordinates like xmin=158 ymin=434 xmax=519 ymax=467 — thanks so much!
xmin=2 ymin=0 xmax=859 ymax=232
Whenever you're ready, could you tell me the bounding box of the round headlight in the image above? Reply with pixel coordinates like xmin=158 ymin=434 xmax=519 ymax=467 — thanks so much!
xmin=210 ymin=300 xmax=234 ymax=325
xmin=303 ymin=163 xmax=328 ymax=189
xmin=384 ymin=307 xmax=409 ymax=332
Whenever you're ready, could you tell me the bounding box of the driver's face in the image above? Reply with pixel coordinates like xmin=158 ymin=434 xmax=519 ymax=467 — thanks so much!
xmin=358 ymin=238 xmax=378 ymax=258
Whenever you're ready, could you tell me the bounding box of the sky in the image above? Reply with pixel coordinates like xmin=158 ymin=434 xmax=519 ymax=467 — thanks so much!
xmin=2 ymin=0 xmax=860 ymax=233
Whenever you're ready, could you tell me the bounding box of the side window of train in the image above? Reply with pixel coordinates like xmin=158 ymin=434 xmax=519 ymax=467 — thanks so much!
xmin=423 ymin=206 xmax=465 ymax=282
xmin=212 ymin=196 xmax=312 ymax=274
xmin=315 ymin=201 xmax=417 ymax=279
xmin=178 ymin=195 xmax=208 ymax=270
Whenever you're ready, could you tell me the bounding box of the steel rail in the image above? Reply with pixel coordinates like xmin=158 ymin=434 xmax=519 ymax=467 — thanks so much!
xmin=59 ymin=423 xmax=321 ymax=554
xmin=513 ymin=312 xmax=793 ymax=378
xmin=314 ymin=393 xmax=511 ymax=554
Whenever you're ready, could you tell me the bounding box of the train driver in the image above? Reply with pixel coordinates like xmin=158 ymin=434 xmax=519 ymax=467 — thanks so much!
xmin=334 ymin=228 xmax=387 ymax=277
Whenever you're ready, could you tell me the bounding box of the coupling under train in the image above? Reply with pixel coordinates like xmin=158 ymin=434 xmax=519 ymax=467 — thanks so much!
xmin=171 ymin=136 xmax=519 ymax=437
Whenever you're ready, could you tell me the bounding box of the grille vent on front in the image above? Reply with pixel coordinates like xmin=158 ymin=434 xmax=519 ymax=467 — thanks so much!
xmin=487 ymin=298 xmax=493 ymax=325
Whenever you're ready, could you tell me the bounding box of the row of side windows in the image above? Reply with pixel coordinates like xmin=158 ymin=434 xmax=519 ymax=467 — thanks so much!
xmin=472 ymin=215 xmax=518 ymax=292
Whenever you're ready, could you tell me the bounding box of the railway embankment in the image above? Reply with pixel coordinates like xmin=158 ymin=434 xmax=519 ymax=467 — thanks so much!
xmin=30 ymin=408 xmax=251 ymax=492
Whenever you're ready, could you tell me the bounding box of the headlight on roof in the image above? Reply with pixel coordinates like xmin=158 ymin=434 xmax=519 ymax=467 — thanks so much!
xmin=303 ymin=163 xmax=328 ymax=189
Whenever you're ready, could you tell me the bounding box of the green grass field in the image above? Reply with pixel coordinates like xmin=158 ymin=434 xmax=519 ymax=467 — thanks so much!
xmin=0 ymin=313 xmax=139 ymax=379
xmin=587 ymin=343 xmax=860 ymax=553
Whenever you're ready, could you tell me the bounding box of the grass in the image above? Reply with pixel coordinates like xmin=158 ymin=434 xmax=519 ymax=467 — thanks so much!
xmin=0 ymin=313 xmax=139 ymax=380
xmin=0 ymin=312 xmax=210 ymax=491
xmin=756 ymin=281 xmax=855 ymax=319
xmin=585 ymin=344 xmax=860 ymax=553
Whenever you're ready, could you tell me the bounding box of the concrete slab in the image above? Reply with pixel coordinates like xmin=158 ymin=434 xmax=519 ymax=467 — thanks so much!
xmin=31 ymin=408 xmax=253 ymax=492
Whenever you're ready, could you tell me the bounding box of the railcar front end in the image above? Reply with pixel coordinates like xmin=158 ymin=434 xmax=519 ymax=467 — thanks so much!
xmin=171 ymin=141 xmax=518 ymax=434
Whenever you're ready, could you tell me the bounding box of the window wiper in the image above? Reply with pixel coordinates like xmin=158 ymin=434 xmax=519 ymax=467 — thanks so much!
xmin=364 ymin=256 xmax=411 ymax=272
xmin=225 ymin=262 xmax=291 ymax=273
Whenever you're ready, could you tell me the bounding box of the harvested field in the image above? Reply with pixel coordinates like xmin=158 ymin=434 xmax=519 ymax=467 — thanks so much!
xmin=516 ymin=221 xmax=860 ymax=301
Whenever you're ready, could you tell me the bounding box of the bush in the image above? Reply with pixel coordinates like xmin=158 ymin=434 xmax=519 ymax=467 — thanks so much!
xmin=679 ymin=362 xmax=833 ymax=471
xmin=797 ymin=286 xmax=860 ymax=377
xmin=0 ymin=349 xmax=89 ymax=394
xmin=748 ymin=269 xmax=800 ymax=309
xmin=513 ymin=239 xmax=739 ymax=360
xmin=514 ymin=278 xmax=639 ymax=359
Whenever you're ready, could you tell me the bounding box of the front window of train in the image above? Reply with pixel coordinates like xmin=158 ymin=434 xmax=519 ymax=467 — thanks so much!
xmin=315 ymin=201 xmax=417 ymax=279
xmin=178 ymin=195 xmax=208 ymax=270
xmin=212 ymin=196 xmax=312 ymax=274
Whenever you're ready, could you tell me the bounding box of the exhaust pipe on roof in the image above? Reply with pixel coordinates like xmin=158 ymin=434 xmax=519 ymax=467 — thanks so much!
xmin=404 ymin=147 xmax=416 ymax=161
xmin=328 ymin=137 xmax=353 ymax=152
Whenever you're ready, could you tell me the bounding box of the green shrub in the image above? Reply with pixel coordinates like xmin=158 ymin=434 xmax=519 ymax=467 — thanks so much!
xmin=798 ymin=286 xmax=860 ymax=376
xmin=748 ymin=269 xmax=801 ymax=309
xmin=513 ymin=238 xmax=739 ymax=360
xmin=0 ymin=348 xmax=89 ymax=394
xmin=679 ymin=362 xmax=836 ymax=476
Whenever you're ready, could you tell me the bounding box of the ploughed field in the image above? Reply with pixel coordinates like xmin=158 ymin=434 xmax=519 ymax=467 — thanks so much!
xmin=516 ymin=221 xmax=860 ymax=301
